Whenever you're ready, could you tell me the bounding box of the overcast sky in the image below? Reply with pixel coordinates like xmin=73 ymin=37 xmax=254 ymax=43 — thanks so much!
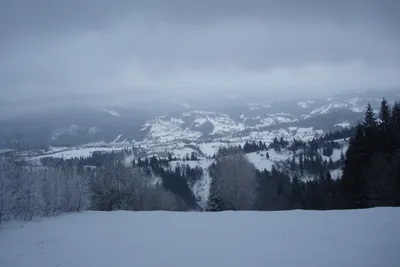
xmin=0 ymin=0 xmax=399 ymax=109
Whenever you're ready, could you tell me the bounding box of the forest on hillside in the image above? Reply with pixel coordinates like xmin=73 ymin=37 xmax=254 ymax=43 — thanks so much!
xmin=0 ymin=99 xmax=399 ymax=222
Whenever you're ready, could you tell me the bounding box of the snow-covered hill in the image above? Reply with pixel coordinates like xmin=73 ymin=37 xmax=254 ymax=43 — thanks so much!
xmin=136 ymin=92 xmax=390 ymax=146
xmin=1 ymin=208 xmax=398 ymax=267
xmin=2 ymin=89 xmax=397 ymax=149
xmin=140 ymin=110 xmax=325 ymax=146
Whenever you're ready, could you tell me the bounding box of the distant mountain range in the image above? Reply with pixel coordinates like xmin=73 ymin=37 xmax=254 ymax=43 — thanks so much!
xmin=0 ymin=89 xmax=398 ymax=148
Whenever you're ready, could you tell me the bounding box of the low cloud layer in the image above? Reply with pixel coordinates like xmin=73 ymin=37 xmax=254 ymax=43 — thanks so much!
xmin=1 ymin=0 xmax=399 ymax=109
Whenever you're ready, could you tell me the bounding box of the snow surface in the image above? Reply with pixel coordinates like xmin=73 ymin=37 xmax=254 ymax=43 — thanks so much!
xmin=37 ymin=147 xmax=126 ymax=159
xmin=171 ymin=147 xmax=199 ymax=159
xmin=335 ymin=121 xmax=351 ymax=128
xmin=0 ymin=208 xmax=399 ymax=267
xmin=246 ymin=149 xmax=292 ymax=171
xmin=349 ymin=97 xmax=362 ymax=106
xmin=351 ymin=106 xmax=365 ymax=112
xmin=142 ymin=116 xmax=202 ymax=143
xmin=303 ymin=103 xmax=348 ymax=119
xmin=297 ymin=127 xmax=314 ymax=133
xmin=103 ymin=109 xmax=122 ymax=117
xmin=246 ymin=152 xmax=274 ymax=171
xmin=322 ymin=147 xmax=348 ymax=162
xmin=297 ymin=101 xmax=309 ymax=108
xmin=330 ymin=168 xmax=343 ymax=179
xmin=87 ymin=126 xmax=101 ymax=136
xmin=248 ymin=103 xmax=272 ymax=110
xmin=198 ymin=142 xmax=230 ymax=156
xmin=0 ymin=149 xmax=12 ymax=154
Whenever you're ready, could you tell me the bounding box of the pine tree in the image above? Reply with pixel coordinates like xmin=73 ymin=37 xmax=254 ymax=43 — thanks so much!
xmin=299 ymin=153 xmax=304 ymax=175
xmin=258 ymin=141 xmax=263 ymax=151
xmin=389 ymin=102 xmax=400 ymax=153
xmin=378 ymin=98 xmax=391 ymax=132
xmin=341 ymin=124 xmax=368 ymax=208
xmin=326 ymin=171 xmax=332 ymax=182
xmin=206 ymin=189 xmax=224 ymax=211
xmin=291 ymin=175 xmax=303 ymax=208
xmin=377 ymin=98 xmax=392 ymax=153
xmin=363 ymin=103 xmax=376 ymax=130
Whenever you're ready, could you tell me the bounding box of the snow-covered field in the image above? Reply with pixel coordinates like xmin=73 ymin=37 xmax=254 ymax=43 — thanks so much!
xmin=0 ymin=208 xmax=399 ymax=267
xmin=246 ymin=149 xmax=291 ymax=171
xmin=37 ymin=147 xmax=127 ymax=159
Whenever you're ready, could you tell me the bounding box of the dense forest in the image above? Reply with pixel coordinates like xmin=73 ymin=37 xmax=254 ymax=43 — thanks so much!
xmin=0 ymin=99 xmax=399 ymax=222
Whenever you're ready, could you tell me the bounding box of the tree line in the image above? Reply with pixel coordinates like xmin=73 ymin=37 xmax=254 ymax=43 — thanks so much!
xmin=342 ymin=99 xmax=400 ymax=207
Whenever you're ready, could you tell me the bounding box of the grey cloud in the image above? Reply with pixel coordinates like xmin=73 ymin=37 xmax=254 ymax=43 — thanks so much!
xmin=0 ymin=0 xmax=399 ymax=111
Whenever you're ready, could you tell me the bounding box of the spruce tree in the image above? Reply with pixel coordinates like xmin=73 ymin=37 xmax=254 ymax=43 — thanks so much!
xmin=378 ymin=98 xmax=391 ymax=132
xmin=390 ymin=102 xmax=400 ymax=152
xmin=206 ymin=189 xmax=224 ymax=211
xmin=299 ymin=153 xmax=304 ymax=175
xmin=341 ymin=124 xmax=368 ymax=208
xmin=364 ymin=103 xmax=376 ymax=129
xmin=378 ymin=98 xmax=392 ymax=153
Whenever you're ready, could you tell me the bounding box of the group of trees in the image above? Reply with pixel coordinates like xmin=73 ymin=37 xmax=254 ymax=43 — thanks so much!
xmin=89 ymin=161 xmax=186 ymax=212
xmin=269 ymin=137 xmax=290 ymax=151
xmin=206 ymin=153 xmax=343 ymax=211
xmin=224 ymin=135 xmax=344 ymax=158
xmin=0 ymin=158 xmax=90 ymax=221
xmin=2 ymin=99 xmax=399 ymax=221
xmin=0 ymin=154 xmax=187 ymax=222
xmin=207 ymin=153 xmax=258 ymax=211
xmin=320 ymin=126 xmax=356 ymax=141
xmin=342 ymin=99 xmax=400 ymax=208
xmin=41 ymin=149 xmax=133 ymax=167
xmin=243 ymin=141 xmax=268 ymax=153
xmin=151 ymin=161 xmax=203 ymax=209
xmin=206 ymin=99 xmax=400 ymax=211
xmin=285 ymin=152 xmax=341 ymax=175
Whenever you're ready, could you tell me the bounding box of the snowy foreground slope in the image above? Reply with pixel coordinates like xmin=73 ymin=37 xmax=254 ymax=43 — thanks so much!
xmin=1 ymin=208 xmax=399 ymax=267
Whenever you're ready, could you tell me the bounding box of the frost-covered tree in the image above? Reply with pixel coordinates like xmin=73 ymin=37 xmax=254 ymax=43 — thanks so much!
xmin=0 ymin=158 xmax=90 ymax=221
xmin=210 ymin=153 xmax=258 ymax=210
xmin=90 ymin=162 xmax=186 ymax=212
xmin=205 ymin=189 xmax=224 ymax=212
